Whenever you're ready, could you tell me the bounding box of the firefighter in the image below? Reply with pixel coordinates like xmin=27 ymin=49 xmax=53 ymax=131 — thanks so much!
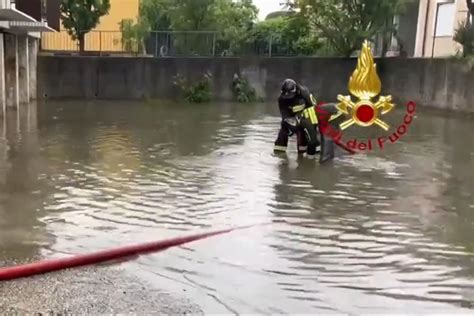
xmin=273 ymin=79 xmax=321 ymax=158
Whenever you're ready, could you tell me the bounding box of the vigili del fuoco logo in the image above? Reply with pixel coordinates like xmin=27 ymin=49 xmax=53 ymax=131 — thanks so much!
xmin=316 ymin=40 xmax=416 ymax=152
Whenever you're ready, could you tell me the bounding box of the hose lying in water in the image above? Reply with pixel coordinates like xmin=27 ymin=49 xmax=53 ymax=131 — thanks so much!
xmin=0 ymin=223 xmax=269 ymax=281
xmin=315 ymin=102 xmax=356 ymax=156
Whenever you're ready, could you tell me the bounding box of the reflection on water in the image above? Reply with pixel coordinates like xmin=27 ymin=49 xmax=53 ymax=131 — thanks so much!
xmin=1 ymin=100 xmax=474 ymax=313
xmin=0 ymin=104 xmax=55 ymax=261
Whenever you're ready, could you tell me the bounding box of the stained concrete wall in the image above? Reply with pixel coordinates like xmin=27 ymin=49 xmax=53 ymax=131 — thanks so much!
xmin=0 ymin=34 xmax=5 ymax=117
xmin=18 ymin=34 xmax=29 ymax=104
xmin=4 ymin=33 xmax=19 ymax=109
xmin=0 ymin=34 xmax=42 ymax=115
xmin=29 ymin=37 xmax=38 ymax=100
xmin=37 ymin=56 xmax=474 ymax=112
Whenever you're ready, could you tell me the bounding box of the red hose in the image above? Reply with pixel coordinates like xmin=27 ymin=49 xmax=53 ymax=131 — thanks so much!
xmin=0 ymin=223 xmax=268 ymax=281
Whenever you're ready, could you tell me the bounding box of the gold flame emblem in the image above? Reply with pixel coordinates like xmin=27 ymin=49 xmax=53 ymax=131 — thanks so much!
xmin=336 ymin=40 xmax=394 ymax=130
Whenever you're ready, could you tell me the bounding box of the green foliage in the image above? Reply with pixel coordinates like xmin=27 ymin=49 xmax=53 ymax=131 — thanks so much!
xmin=140 ymin=0 xmax=244 ymax=55
xmin=139 ymin=0 xmax=257 ymax=32
xmin=60 ymin=0 xmax=111 ymax=51
xmin=173 ymin=73 xmax=213 ymax=103
xmin=249 ymin=15 xmax=320 ymax=56
xmin=285 ymin=0 xmax=414 ymax=57
xmin=450 ymin=51 xmax=474 ymax=71
xmin=140 ymin=0 xmax=172 ymax=31
xmin=119 ymin=17 xmax=150 ymax=54
xmin=212 ymin=0 xmax=259 ymax=55
xmin=231 ymin=74 xmax=262 ymax=103
xmin=454 ymin=19 xmax=474 ymax=57
xmin=139 ymin=0 xmax=216 ymax=55
xmin=137 ymin=0 xmax=415 ymax=58
xmin=140 ymin=0 xmax=258 ymax=55
xmin=265 ymin=11 xmax=292 ymax=20
xmin=251 ymin=17 xmax=286 ymax=40
xmin=167 ymin=0 xmax=217 ymax=31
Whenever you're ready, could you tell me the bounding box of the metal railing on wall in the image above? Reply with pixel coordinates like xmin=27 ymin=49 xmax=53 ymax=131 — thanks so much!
xmin=40 ymin=30 xmax=219 ymax=56
xmin=40 ymin=30 xmax=388 ymax=57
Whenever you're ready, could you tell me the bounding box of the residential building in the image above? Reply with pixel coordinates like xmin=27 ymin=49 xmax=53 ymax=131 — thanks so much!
xmin=390 ymin=0 xmax=470 ymax=57
xmin=0 ymin=0 xmax=58 ymax=114
xmin=41 ymin=0 xmax=140 ymax=52
xmin=414 ymin=0 xmax=470 ymax=57
xmin=15 ymin=0 xmax=60 ymax=31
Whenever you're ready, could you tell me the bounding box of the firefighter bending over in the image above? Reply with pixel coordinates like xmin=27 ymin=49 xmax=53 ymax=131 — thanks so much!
xmin=273 ymin=79 xmax=321 ymax=159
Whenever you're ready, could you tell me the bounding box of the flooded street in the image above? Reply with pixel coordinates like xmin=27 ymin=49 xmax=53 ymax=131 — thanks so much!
xmin=0 ymin=100 xmax=474 ymax=314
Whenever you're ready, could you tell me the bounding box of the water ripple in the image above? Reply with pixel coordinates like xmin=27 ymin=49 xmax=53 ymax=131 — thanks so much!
xmin=2 ymin=101 xmax=473 ymax=314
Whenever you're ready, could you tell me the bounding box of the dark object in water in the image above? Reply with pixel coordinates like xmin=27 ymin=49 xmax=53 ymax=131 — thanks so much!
xmin=316 ymin=102 xmax=356 ymax=163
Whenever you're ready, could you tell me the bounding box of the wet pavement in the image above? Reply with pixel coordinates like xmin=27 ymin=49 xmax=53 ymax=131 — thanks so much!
xmin=0 ymin=100 xmax=473 ymax=314
xmin=0 ymin=258 xmax=202 ymax=314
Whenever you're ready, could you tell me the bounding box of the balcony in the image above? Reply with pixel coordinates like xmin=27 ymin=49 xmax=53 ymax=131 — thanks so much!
xmin=0 ymin=0 xmax=59 ymax=32
xmin=15 ymin=0 xmax=60 ymax=30
xmin=0 ymin=0 xmax=37 ymax=22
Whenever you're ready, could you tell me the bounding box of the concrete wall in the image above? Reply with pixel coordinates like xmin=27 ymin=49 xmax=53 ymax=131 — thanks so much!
xmin=37 ymin=56 xmax=474 ymax=112
xmin=4 ymin=33 xmax=19 ymax=109
xmin=0 ymin=33 xmax=39 ymax=115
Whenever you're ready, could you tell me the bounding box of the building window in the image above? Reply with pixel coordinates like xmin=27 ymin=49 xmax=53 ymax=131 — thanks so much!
xmin=435 ymin=2 xmax=456 ymax=37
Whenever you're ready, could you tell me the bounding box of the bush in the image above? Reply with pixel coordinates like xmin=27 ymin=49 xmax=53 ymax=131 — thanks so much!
xmin=119 ymin=17 xmax=150 ymax=55
xmin=173 ymin=72 xmax=212 ymax=103
xmin=231 ymin=74 xmax=263 ymax=102
xmin=450 ymin=52 xmax=474 ymax=71
xmin=454 ymin=19 xmax=474 ymax=57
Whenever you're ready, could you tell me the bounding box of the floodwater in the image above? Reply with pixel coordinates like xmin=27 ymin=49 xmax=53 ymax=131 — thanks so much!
xmin=1 ymin=100 xmax=474 ymax=314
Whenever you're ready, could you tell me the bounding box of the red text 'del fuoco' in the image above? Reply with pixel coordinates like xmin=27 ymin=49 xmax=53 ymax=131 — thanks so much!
xmin=318 ymin=101 xmax=416 ymax=151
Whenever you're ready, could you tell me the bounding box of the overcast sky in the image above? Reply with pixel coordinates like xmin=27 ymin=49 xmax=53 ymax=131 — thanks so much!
xmin=253 ymin=0 xmax=286 ymax=20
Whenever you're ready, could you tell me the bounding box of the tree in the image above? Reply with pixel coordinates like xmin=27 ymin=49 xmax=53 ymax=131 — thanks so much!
xmin=453 ymin=1 xmax=474 ymax=56
xmin=212 ymin=0 xmax=259 ymax=54
xmin=265 ymin=11 xmax=292 ymax=20
xmin=250 ymin=17 xmax=287 ymax=55
xmin=139 ymin=0 xmax=258 ymax=55
xmin=140 ymin=0 xmax=172 ymax=31
xmin=60 ymin=0 xmax=111 ymax=52
xmin=138 ymin=0 xmax=218 ymax=55
xmin=282 ymin=13 xmax=321 ymax=55
xmin=454 ymin=20 xmax=474 ymax=56
xmin=119 ymin=17 xmax=150 ymax=55
xmin=285 ymin=0 xmax=414 ymax=57
xmin=167 ymin=0 xmax=217 ymax=31
xmin=248 ymin=14 xmax=320 ymax=56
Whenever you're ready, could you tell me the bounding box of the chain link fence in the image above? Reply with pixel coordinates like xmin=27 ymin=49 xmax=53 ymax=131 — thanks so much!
xmin=40 ymin=30 xmax=385 ymax=57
